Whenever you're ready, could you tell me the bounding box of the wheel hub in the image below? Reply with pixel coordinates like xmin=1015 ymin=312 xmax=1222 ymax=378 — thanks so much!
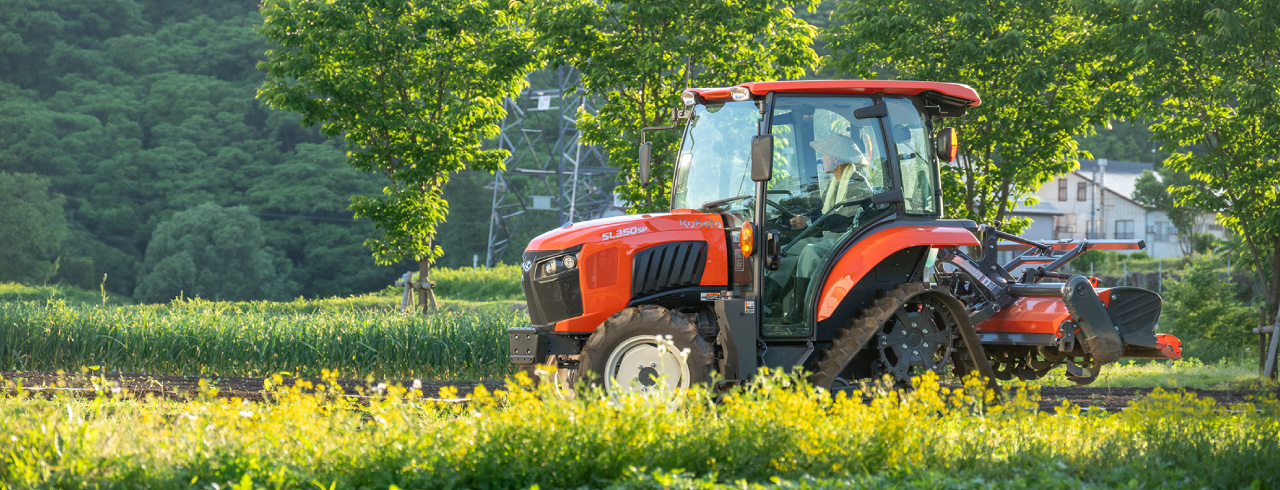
xmin=876 ymin=298 xmax=954 ymax=381
xmin=637 ymin=366 xmax=660 ymax=386
xmin=604 ymin=335 xmax=690 ymax=396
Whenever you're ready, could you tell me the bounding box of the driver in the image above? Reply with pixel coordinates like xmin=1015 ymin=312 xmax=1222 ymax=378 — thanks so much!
xmin=772 ymin=133 xmax=875 ymax=323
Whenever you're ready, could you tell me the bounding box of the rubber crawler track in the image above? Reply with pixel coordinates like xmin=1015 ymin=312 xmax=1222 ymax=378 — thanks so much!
xmin=809 ymin=283 xmax=929 ymax=389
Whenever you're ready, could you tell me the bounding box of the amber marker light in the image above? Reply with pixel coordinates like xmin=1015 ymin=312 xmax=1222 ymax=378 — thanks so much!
xmin=740 ymin=222 xmax=755 ymax=257
xmin=948 ymin=128 xmax=959 ymax=162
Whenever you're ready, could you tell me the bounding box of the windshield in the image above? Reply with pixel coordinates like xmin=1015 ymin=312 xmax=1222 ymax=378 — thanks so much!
xmin=670 ymin=101 xmax=761 ymax=215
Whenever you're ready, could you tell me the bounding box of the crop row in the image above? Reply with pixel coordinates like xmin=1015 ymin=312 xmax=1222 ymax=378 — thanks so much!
xmin=0 ymin=372 xmax=1275 ymax=489
xmin=0 ymin=299 xmax=522 ymax=379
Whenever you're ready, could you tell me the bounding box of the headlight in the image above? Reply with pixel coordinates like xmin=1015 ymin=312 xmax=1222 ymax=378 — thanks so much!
xmin=538 ymin=253 xmax=578 ymax=278
xmin=681 ymin=90 xmax=698 ymax=106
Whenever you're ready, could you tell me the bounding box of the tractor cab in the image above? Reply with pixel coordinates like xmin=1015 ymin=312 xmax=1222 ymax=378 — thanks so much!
xmin=661 ymin=82 xmax=972 ymax=338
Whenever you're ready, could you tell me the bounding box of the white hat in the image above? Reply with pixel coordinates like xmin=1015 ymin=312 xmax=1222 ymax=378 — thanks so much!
xmin=809 ymin=134 xmax=866 ymax=173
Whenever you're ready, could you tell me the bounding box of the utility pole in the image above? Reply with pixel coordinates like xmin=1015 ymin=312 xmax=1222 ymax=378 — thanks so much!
xmin=1093 ymin=158 xmax=1108 ymax=239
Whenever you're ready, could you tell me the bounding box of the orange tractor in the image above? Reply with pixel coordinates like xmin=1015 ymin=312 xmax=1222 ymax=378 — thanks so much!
xmin=510 ymin=80 xmax=1181 ymax=395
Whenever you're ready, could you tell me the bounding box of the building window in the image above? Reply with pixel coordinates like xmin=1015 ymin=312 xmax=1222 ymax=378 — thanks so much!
xmin=1058 ymin=179 xmax=1067 ymax=201
xmin=1156 ymin=221 xmax=1170 ymax=241
xmin=1077 ymin=182 xmax=1087 ymax=201
xmin=1115 ymin=220 xmax=1135 ymax=240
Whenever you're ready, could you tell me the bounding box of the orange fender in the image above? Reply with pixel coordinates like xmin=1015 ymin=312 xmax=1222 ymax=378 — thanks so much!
xmin=816 ymin=226 xmax=979 ymax=322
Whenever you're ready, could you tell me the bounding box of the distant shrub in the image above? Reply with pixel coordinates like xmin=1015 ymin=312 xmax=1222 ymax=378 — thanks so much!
xmin=1159 ymin=253 xmax=1257 ymax=362
xmin=431 ymin=264 xmax=524 ymax=302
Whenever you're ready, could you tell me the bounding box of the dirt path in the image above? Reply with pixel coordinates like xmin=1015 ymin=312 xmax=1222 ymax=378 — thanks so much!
xmin=2 ymin=371 xmax=1273 ymax=411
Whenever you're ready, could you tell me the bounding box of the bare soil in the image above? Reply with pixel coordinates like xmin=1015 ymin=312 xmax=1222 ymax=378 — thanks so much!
xmin=2 ymin=371 xmax=1274 ymax=411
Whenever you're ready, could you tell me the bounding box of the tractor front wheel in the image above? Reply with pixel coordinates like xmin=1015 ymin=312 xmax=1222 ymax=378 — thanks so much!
xmin=576 ymin=305 xmax=714 ymax=398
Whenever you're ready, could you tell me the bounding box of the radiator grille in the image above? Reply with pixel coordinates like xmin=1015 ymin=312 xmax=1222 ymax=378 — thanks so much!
xmin=631 ymin=241 xmax=707 ymax=298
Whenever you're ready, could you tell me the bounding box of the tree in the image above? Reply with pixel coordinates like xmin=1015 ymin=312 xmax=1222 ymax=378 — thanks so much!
xmin=823 ymin=0 xmax=1125 ymax=232
xmin=0 ymin=171 xmax=67 ymax=284
xmin=1088 ymin=0 xmax=1280 ymax=324
xmin=523 ymin=0 xmax=819 ymax=212
xmin=258 ymin=0 xmax=537 ymax=311
xmin=1132 ymin=168 xmax=1205 ymax=256
xmin=1077 ymin=120 xmax=1168 ymax=164
xmin=0 ymin=3 xmax=406 ymax=299
xmin=134 ymin=203 xmax=295 ymax=303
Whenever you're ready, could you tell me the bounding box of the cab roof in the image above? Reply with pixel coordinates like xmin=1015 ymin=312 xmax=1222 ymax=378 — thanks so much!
xmin=686 ymin=80 xmax=981 ymax=108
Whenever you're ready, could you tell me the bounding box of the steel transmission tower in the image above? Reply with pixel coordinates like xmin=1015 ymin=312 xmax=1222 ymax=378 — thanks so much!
xmin=485 ymin=66 xmax=616 ymax=267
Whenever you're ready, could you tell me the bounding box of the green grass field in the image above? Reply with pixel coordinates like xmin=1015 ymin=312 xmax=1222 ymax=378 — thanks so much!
xmin=0 ymin=267 xmax=526 ymax=380
xmin=0 ymin=372 xmax=1275 ymax=489
xmin=0 ymin=274 xmax=1270 ymax=389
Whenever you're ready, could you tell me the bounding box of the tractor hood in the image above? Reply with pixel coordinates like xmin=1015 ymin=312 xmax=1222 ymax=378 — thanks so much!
xmin=521 ymin=209 xmax=733 ymax=333
xmin=525 ymin=209 xmax=728 ymax=252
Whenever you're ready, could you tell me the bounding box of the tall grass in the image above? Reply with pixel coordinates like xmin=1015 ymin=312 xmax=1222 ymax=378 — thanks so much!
xmin=0 ymin=282 xmax=128 ymax=306
xmin=0 ymin=372 xmax=1275 ymax=489
xmin=0 ymin=298 xmax=521 ymax=379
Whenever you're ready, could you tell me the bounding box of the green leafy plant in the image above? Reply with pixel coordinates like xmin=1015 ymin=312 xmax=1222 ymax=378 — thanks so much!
xmin=258 ymin=0 xmax=538 ymax=311
xmin=0 ymin=371 xmax=1275 ymax=488
xmin=1160 ymin=254 xmax=1258 ymax=362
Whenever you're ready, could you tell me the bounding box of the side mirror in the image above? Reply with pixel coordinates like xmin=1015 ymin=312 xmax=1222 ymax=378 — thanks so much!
xmin=638 ymin=142 xmax=652 ymax=189
xmin=854 ymin=101 xmax=888 ymax=120
xmin=751 ymin=135 xmax=773 ymax=182
xmin=871 ymin=189 xmax=904 ymax=205
xmin=934 ymin=127 xmax=958 ymax=162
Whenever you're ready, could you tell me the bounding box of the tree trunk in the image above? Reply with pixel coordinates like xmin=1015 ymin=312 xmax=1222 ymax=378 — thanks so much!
xmin=418 ymin=258 xmax=438 ymax=314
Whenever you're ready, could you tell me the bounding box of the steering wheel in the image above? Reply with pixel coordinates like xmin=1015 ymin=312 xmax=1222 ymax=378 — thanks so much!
xmin=765 ymin=198 xmax=795 ymax=220
xmin=781 ymin=197 xmax=876 ymax=255
xmin=762 ymin=189 xmax=797 ymax=219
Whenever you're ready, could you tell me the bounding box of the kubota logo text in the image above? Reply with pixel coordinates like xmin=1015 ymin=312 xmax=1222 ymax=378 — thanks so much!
xmin=679 ymin=219 xmax=723 ymax=230
xmin=601 ymin=226 xmax=649 ymax=241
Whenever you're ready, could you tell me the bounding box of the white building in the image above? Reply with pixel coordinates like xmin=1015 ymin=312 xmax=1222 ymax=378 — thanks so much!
xmin=1010 ymin=159 xmax=1225 ymax=259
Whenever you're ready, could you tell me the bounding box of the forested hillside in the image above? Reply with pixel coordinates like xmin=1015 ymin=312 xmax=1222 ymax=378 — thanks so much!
xmin=0 ymin=0 xmax=414 ymax=300
xmin=0 ymin=0 xmax=1162 ymax=302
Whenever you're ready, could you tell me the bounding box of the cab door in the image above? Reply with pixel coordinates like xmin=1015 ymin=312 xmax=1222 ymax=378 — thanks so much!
xmin=759 ymin=95 xmax=898 ymax=337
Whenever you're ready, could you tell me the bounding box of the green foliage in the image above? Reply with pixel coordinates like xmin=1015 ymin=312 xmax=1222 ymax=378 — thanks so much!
xmin=0 ymin=372 xmax=1276 ymax=488
xmin=0 ymin=172 xmax=67 ymax=284
xmin=523 ymin=0 xmax=819 ymax=212
xmin=0 ymin=2 xmax=403 ymax=299
xmin=258 ymin=0 xmax=538 ymax=269
xmin=133 ymin=203 xmax=296 ymax=303
xmin=1088 ymin=0 xmax=1280 ymax=323
xmin=823 ymin=0 xmax=1127 ymax=233
xmin=1161 ymin=254 xmax=1258 ymax=362
xmin=0 ymin=298 xmax=521 ymax=379
xmin=1077 ymin=120 xmax=1168 ymax=163
xmin=431 ymin=264 xmax=524 ymax=302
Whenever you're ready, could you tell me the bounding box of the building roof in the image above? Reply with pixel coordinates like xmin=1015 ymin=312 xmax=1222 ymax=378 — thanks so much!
xmin=1073 ymin=159 xmax=1154 ymax=204
xmin=1012 ymin=201 xmax=1065 ymax=216
xmin=686 ymin=80 xmax=981 ymax=107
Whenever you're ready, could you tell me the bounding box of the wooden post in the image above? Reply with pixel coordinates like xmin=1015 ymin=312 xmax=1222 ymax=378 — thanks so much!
xmin=1265 ymin=301 xmax=1280 ymax=378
